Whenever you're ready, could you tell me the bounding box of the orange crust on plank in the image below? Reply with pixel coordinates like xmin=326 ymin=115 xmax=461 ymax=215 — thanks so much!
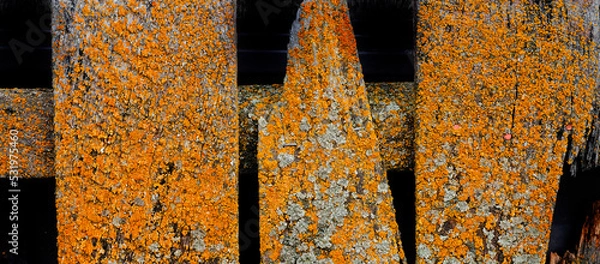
xmin=0 ymin=88 xmax=54 ymax=178
xmin=414 ymin=0 xmax=598 ymax=263
xmin=258 ymin=0 xmax=406 ymax=262
xmin=53 ymin=0 xmax=239 ymax=262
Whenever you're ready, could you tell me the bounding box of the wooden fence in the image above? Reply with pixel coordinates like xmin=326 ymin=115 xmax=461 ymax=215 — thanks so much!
xmin=1 ymin=0 xmax=600 ymax=263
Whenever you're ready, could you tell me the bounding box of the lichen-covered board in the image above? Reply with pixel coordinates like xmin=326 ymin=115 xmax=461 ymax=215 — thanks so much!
xmin=240 ymin=83 xmax=415 ymax=174
xmin=0 ymin=89 xmax=54 ymax=178
xmin=258 ymin=0 xmax=406 ymax=263
xmin=414 ymin=0 xmax=598 ymax=263
xmin=53 ymin=0 xmax=238 ymax=262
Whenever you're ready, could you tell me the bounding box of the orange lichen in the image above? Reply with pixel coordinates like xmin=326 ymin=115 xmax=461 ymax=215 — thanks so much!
xmin=258 ymin=0 xmax=405 ymax=263
xmin=415 ymin=0 xmax=597 ymax=263
xmin=240 ymin=82 xmax=415 ymax=173
xmin=53 ymin=0 xmax=238 ymax=262
xmin=0 ymin=89 xmax=54 ymax=178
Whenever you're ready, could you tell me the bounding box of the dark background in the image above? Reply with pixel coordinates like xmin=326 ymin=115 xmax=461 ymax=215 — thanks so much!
xmin=0 ymin=0 xmax=415 ymax=88
xmin=1 ymin=0 xmax=598 ymax=264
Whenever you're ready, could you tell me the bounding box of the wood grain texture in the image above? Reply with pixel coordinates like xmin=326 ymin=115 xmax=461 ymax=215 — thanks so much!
xmin=577 ymin=200 xmax=600 ymax=263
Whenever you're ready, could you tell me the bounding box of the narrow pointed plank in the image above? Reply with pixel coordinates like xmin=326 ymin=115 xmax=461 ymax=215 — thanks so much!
xmin=414 ymin=0 xmax=598 ymax=263
xmin=258 ymin=0 xmax=406 ymax=263
xmin=0 ymin=88 xmax=53 ymax=178
xmin=53 ymin=0 xmax=238 ymax=262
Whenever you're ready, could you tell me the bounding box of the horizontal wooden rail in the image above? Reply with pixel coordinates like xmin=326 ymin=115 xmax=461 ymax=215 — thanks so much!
xmin=1 ymin=82 xmax=414 ymax=178
xmin=5 ymin=81 xmax=600 ymax=179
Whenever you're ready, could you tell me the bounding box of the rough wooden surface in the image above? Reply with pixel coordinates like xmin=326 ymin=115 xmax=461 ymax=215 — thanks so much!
xmin=0 ymin=82 xmax=413 ymax=181
xmin=0 ymin=88 xmax=53 ymax=178
xmin=549 ymin=201 xmax=600 ymax=263
xmin=548 ymin=251 xmax=577 ymax=264
xmin=577 ymin=200 xmax=600 ymax=263
xmin=414 ymin=0 xmax=598 ymax=263
xmin=258 ymin=0 xmax=406 ymax=262
xmin=565 ymin=0 xmax=600 ymax=175
xmin=240 ymin=83 xmax=415 ymax=174
xmin=53 ymin=0 xmax=238 ymax=262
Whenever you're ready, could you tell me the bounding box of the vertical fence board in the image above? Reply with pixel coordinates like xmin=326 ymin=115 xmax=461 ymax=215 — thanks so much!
xmin=258 ymin=0 xmax=405 ymax=263
xmin=414 ymin=0 xmax=598 ymax=263
xmin=52 ymin=0 xmax=238 ymax=262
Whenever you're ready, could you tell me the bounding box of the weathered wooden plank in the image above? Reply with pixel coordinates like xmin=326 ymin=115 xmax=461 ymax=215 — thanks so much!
xmin=0 ymin=88 xmax=53 ymax=178
xmin=577 ymin=200 xmax=600 ymax=263
xmin=53 ymin=0 xmax=238 ymax=262
xmin=258 ymin=0 xmax=406 ymax=262
xmin=414 ymin=0 xmax=598 ymax=263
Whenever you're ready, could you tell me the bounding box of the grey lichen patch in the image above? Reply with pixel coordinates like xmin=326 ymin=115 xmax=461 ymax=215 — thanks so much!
xmin=191 ymin=238 xmax=206 ymax=252
xmin=300 ymin=117 xmax=312 ymax=132
xmin=286 ymin=202 xmax=306 ymax=221
xmin=112 ymin=216 xmax=123 ymax=227
xmin=258 ymin=116 xmax=269 ymax=135
xmin=149 ymin=242 xmax=160 ymax=252
xmin=297 ymin=252 xmax=318 ymax=264
xmin=377 ymin=182 xmax=389 ymax=193
xmin=316 ymin=166 xmax=333 ymax=180
xmin=512 ymin=254 xmax=541 ymax=264
xmin=317 ymin=123 xmax=347 ymax=150
xmin=277 ymin=153 xmax=295 ymax=168
xmin=133 ymin=197 xmax=145 ymax=206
